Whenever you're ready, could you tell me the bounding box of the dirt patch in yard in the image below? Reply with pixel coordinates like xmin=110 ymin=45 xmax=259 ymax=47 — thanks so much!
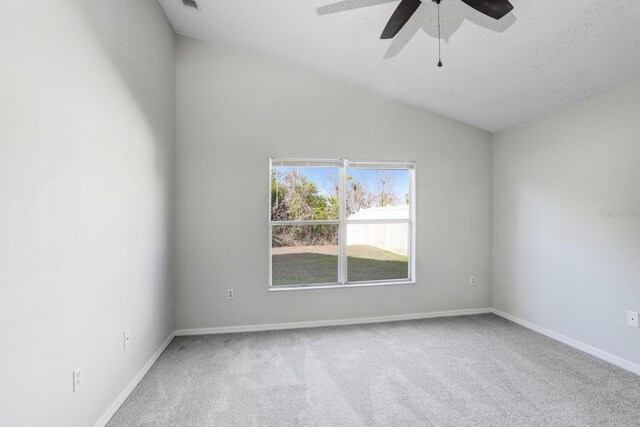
xmin=272 ymin=245 xmax=338 ymax=256
xmin=272 ymin=245 xmax=406 ymax=261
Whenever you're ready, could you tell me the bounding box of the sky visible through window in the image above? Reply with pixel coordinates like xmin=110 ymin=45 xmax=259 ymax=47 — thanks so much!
xmin=275 ymin=167 xmax=409 ymax=204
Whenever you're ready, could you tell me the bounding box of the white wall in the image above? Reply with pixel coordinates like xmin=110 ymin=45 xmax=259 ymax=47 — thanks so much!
xmin=0 ymin=1 xmax=175 ymax=426
xmin=493 ymin=82 xmax=640 ymax=366
xmin=175 ymin=37 xmax=493 ymax=330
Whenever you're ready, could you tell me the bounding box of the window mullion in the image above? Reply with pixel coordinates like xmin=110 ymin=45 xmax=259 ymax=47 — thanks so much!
xmin=410 ymin=168 xmax=416 ymax=282
xmin=270 ymin=220 xmax=340 ymax=226
xmin=345 ymin=219 xmax=410 ymax=225
xmin=338 ymin=160 xmax=347 ymax=285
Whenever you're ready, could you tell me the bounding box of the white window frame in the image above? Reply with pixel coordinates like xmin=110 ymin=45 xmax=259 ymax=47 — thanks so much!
xmin=268 ymin=158 xmax=416 ymax=291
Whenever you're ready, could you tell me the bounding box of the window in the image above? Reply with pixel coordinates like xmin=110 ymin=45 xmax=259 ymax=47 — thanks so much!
xmin=269 ymin=158 xmax=415 ymax=290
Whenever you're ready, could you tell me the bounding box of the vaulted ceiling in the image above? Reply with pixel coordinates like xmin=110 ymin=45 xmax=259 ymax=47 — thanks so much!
xmin=159 ymin=0 xmax=640 ymax=131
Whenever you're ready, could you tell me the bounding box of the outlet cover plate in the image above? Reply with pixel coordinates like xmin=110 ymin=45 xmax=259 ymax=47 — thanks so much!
xmin=628 ymin=311 xmax=639 ymax=328
xmin=124 ymin=329 xmax=131 ymax=349
xmin=73 ymin=366 xmax=82 ymax=392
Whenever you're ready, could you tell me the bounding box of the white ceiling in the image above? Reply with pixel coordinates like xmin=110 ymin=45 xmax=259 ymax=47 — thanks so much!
xmin=159 ymin=0 xmax=640 ymax=132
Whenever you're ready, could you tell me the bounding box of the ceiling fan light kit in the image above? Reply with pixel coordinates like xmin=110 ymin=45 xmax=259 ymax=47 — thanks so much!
xmin=379 ymin=0 xmax=514 ymax=67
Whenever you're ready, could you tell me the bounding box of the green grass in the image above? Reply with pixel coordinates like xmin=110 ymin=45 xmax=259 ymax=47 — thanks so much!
xmin=272 ymin=245 xmax=408 ymax=286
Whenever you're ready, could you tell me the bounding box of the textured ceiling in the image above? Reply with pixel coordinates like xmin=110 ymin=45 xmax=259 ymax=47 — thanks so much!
xmin=158 ymin=0 xmax=640 ymax=131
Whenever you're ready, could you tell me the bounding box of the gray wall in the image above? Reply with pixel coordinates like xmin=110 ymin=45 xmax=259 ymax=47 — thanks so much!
xmin=0 ymin=1 xmax=175 ymax=426
xmin=175 ymin=37 xmax=493 ymax=330
xmin=493 ymin=82 xmax=640 ymax=366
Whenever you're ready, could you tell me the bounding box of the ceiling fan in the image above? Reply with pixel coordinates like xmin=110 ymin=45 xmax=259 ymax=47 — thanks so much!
xmin=380 ymin=0 xmax=514 ymax=66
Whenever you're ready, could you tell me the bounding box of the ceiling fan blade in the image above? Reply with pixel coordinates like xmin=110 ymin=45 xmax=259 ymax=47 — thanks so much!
xmin=460 ymin=0 xmax=513 ymax=20
xmin=380 ymin=0 xmax=422 ymax=39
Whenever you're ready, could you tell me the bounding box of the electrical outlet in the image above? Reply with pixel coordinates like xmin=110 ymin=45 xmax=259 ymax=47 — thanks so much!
xmin=124 ymin=329 xmax=131 ymax=350
xmin=470 ymin=276 xmax=476 ymax=286
xmin=627 ymin=311 xmax=639 ymax=328
xmin=227 ymin=289 xmax=234 ymax=300
xmin=73 ymin=366 xmax=82 ymax=392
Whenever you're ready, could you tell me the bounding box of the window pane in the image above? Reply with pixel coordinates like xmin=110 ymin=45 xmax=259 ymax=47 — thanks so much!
xmin=271 ymin=166 xmax=339 ymax=221
xmin=346 ymin=222 xmax=409 ymax=282
xmin=272 ymin=225 xmax=339 ymax=286
xmin=346 ymin=168 xmax=410 ymax=219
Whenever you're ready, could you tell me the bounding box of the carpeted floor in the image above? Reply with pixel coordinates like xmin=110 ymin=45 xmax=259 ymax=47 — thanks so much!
xmin=107 ymin=314 xmax=640 ymax=426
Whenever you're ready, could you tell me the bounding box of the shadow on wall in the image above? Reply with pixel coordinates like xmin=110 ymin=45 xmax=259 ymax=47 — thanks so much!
xmin=317 ymin=0 xmax=517 ymax=59
xmin=76 ymin=0 xmax=175 ymax=164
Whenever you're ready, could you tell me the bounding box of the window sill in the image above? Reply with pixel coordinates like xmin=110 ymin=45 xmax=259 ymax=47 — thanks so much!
xmin=268 ymin=280 xmax=416 ymax=292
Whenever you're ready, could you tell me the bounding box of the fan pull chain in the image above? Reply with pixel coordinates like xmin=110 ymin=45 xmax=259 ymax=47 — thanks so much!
xmin=437 ymin=0 xmax=442 ymax=67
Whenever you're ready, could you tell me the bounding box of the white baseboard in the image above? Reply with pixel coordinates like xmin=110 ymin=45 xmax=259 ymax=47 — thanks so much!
xmin=174 ymin=307 xmax=493 ymax=336
xmin=95 ymin=307 xmax=638 ymax=427
xmin=93 ymin=309 xmax=489 ymax=426
xmin=492 ymin=309 xmax=640 ymax=376
xmin=94 ymin=332 xmax=176 ymax=427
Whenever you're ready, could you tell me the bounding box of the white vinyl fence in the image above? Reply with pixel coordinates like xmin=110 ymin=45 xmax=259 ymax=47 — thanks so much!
xmin=347 ymin=205 xmax=409 ymax=256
